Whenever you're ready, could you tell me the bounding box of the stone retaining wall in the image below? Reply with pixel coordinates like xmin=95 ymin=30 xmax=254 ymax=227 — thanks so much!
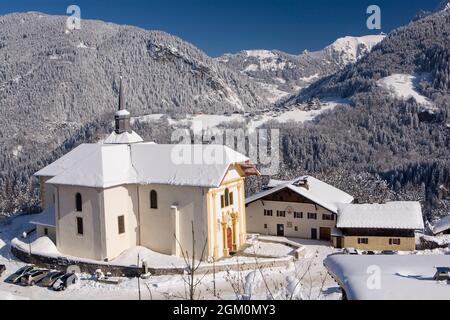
xmin=11 ymin=246 xmax=145 ymax=277
xmin=12 ymin=245 xmax=293 ymax=277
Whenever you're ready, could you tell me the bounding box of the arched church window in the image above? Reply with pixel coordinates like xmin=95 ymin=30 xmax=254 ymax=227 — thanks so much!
xmin=75 ymin=193 xmax=82 ymax=212
xmin=150 ymin=190 xmax=158 ymax=209
xmin=224 ymin=188 xmax=230 ymax=207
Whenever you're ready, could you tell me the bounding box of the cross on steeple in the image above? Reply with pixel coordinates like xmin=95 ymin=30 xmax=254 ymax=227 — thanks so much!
xmin=118 ymin=74 xmax=124 ymax=111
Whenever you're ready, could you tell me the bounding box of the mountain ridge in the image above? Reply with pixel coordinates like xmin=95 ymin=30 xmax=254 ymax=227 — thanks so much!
xmin=217 ymin=34 xmax=385 ymax=102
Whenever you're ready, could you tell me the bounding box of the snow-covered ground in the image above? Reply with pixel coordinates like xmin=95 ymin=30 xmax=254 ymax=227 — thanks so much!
xmin=377 ymin=73 xmax=434 ymax=107
xmin=243 ymin=240 xmax=295 ymax=258
xmin=0 ymin=214 xmax=341 ymax=300
xmin=131 ymin=98 xmax=349 ymax=132
xmin=324 ymin=250 xmax=450 ymax=300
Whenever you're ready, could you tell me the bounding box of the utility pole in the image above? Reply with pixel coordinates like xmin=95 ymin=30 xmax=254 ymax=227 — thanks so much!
xmin=22 ymin=232 xmax=31 ymax=256
xmin=137 ymin=253 xmax=141 ymax=300
xmin=213 ymin=256 xmax=216 ymax=297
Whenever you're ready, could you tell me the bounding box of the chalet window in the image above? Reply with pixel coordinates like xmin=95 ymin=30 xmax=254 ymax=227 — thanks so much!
xmin=357 ymin=238 xmax=369 ymax=245
xmin=76 ymin=217 xmax=83 ymax=235
xmin=264 ymin=224 xmax=267 ymax=229
xmin=224 ymin=188 xmax=230 ymax=207
xmin=276 ymin=210 xmax=286 ymax=217
xmin=322 ymin=214 xmax=334 ymax=221
xmin=118 ymin=215 xmax=125 ymax=234
xmin=389 ymin=238 xmax=401 ymax=245
xmin=294 ymin=212 xmax=303 ymax=219
xmin=150 ymin=190 xmax=158 ymax=209
xmin=294 ymin=226 xmax=298 ymax=231
xmin=307 ymin=212 xmax=317 ymax=220
xmin=229 ymin=192 xmax=234 ymax=206
xmin=75 ymin=193 xmax=82 ymax=212
xmin=264 ymin=209 xmax=273 ymax=216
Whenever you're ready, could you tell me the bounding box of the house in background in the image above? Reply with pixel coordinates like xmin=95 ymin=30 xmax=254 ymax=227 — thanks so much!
xmin=431 ymin=214 xmax=450 ymax=235
xmin=31 ymin=77 xmax=259 ymax=262
xmin=245 ymin=176 xmax=354 ymax=241
xmin=334 ymin=202 xmax=424 ymax=251
xmin=246 ymin=177 xmax=424 ymax=251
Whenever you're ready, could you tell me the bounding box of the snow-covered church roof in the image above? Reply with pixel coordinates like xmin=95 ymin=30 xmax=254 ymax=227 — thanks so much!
xmin=337 ymin=202 xmax=424 ymax=230
xmin=35 ymin=76 xmax=256 ymax=188
xmin=35 ymin=143 xmax=251 ymax=188
xmin=103 ymin=130 xmax=144 ymax=144
xmin=246 ymin=176 xmax=354 ymax=214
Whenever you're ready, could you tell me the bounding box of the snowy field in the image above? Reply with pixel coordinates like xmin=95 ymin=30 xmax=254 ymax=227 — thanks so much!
xmin=131 ymin=98 xmax=349 ymax=132
xmin=0 ymin=214 xmax=341 ymax=300
xmin=377 ymin=73 xmax=434 ymax=108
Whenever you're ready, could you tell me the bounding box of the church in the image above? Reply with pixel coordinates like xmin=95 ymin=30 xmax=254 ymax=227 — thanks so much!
xmin=32 ymin=77 xmax=259 ymax=262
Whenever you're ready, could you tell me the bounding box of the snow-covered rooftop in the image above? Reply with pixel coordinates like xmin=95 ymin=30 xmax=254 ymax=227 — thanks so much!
xmin=246 ymin=176 xmax=354 ymax=214
xmin=115 ymin=109 xmax=131 ymax=117
xmin=103 ymin=130 xmax=144 ymax=144
xmin=337 ymin=202 xmax=424 ymax=230
xmin=35 ymin=143 xmax=250 ymax=188
xmin=432 ymin=215 xmax=450 ymax=235
xmin=324 ymin=254 xmax=450 ymax=300
xmin=29 ymin=207 xmax=56 ymax=227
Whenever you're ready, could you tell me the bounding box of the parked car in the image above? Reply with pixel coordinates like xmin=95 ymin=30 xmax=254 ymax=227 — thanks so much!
xmin=381 ymin=250 xmax=397 ymax=255
xmin=4 ymin=265 xmax=35 ymax=284
xmin=343 ymin=248 xmax=359 ymax=255
xmin=0 ymin=265 xmax=5 ymax=277
xmin=39 ymin=271 xmax=65 ymax=287
xmin=52 ymin=273 xmax=78 ymax=291
xmin=20 ymin=268 xmax=50 ymax=286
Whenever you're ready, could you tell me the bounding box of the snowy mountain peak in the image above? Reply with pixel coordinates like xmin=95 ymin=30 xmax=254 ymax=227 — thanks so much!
xmin=325 ymin=34 xmax=386 ymax=65
xmin=244 ymin=49 xmax=278 ymax=59
xmin=216 ymin=34 xmax=385 ymax=103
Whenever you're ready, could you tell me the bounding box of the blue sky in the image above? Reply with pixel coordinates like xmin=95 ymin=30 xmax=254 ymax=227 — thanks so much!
xmin=0 ymin=0 xmax=441 ymax=56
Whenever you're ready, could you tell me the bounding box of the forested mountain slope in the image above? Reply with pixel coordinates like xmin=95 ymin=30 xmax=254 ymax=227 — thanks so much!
xmin=284 ymin=6 xmax=450 ymax=106
xmin=270 ymin=7 xmax=450 ymax=218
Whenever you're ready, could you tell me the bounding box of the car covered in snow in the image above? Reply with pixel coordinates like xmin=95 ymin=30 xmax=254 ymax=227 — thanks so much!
xmin=4 ymin=265 xmax=35 ymax=284
xmin=38 ymin=271 xmax=65 ymax=287
xmin=52 ymin=272 xmax=78 ymax=291
xmin=20 ymin=268 xmax=50 ymax=286
xmin=0 ymin=264 xmax=5 ymax=277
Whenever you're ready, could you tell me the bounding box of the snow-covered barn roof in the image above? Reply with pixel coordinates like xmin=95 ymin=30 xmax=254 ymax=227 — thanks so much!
xmin=337 ymin=202 xmax=424 ymax=230
xmin=324 ymin=254 xmax=450 ymax=300
xmin=431 ymin=214 xmax=450 ymax=235
xmin=246 ymin=176 xmax=354 ymax=214
xmin=35 ymin=143 xmax=252 ymax=188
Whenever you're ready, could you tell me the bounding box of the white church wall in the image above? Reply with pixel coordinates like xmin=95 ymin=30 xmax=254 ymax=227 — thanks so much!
xmin=56 ymin=185 xmax=104 ymax=260
xmin=102 ymin=185 xmax=139 ymax=260
xmin=40 ymin=177 xmax=56 ymax=211
xmin=138 ymin=184 xmax=208 ymax=261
